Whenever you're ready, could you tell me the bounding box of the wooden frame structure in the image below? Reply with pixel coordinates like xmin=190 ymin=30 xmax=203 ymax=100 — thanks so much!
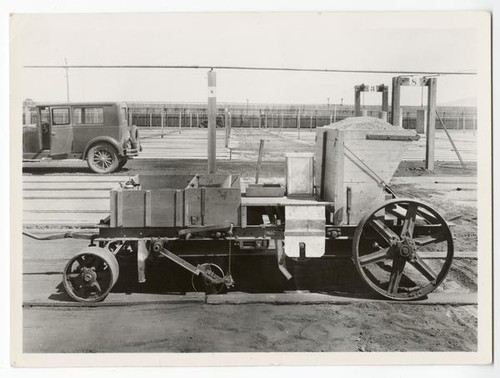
xmin=391 ymin=76 xmax=437 ymax=171
xmin=354 ymin=84 xmax=389 ymax=117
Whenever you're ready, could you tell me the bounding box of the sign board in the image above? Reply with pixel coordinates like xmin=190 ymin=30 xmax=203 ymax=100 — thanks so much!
xmin=400 ymin=76 xmax=429 ymax=86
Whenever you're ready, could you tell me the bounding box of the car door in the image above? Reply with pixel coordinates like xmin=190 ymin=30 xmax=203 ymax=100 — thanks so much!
xmin=50 ymin=107 xmax=73 ymax=156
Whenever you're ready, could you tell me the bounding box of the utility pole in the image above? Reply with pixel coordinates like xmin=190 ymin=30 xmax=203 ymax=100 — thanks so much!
xmin=64 ymin=58 xmax=70 ymax=101
xmin=208 ymin=69 xmax=217 ymax=173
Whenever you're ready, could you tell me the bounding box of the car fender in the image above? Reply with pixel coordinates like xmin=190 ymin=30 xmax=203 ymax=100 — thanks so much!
xmin=83 ymin=136 xmax=124 ymax=158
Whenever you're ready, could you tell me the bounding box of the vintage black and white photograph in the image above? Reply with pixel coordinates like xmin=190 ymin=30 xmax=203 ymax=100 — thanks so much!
xmin=9 ymin=10 xmax=492 ymax=366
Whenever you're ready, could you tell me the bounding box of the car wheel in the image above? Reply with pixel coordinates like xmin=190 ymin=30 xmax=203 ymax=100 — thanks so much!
xmin=87 ymin=143 xmax=120 ymax=174
xmin=117 ymin=158 xmax=127 ymax=171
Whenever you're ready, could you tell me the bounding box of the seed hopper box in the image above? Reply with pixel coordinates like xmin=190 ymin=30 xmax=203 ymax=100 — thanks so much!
xmin=110 ymin=174 xmax=241 ymax=228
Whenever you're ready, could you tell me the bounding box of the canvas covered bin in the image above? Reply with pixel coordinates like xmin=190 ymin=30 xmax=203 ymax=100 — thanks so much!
xmin=110 ymin=174 xmax=241 ymax=227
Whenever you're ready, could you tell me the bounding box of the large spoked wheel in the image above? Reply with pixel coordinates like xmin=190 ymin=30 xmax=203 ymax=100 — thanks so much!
xmin=87 ymin=143 xmax=120 ymax=174
xmin=63 ymin=247 xmax=119 ymax=302
xmin=191 ymin=263 xmax=225 ymax=294
xmin=352 ymin=199 xmax=453 ymax=300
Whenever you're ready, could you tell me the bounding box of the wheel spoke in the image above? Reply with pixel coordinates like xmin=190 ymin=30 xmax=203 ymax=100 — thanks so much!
xmin=359 ymin=247 xmax=391 ymax=267
xmin=66 ymin=273 xmax=80 ymax=279
xmin=410 ymin=255 xmax=437 ymax=283
xmin=401 ymin=203 xmax=418 ymax=238
xmin=416 ymin=209 xmax=439 ymax=224
xmin=370 ymin=218 xmax=400 ymax=245
xmin=414 ymin=232 xmax=447 ymax=247
xmin=387 ymin=257 xmax=406 ymax=294
xmin=75 ymin=256 xmax=85 ymax=269
xmin=90 ymin=281 xmax=102 ymax=294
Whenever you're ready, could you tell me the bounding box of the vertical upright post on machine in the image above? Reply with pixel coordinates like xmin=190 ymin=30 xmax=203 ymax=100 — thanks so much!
xmin=425 ymin=77 xmax=437 ymax=171
xmin=208 ymin=69 xmax=217 ymax=173
xmin=391 ymin=77 xmax=401 ymax=127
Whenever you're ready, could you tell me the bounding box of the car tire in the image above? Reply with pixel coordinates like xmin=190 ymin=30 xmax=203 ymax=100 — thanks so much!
xmin=117 ymin=158 xmax=128 ymax=171
xmin=87 ymin=143 xmax=120 ymax=174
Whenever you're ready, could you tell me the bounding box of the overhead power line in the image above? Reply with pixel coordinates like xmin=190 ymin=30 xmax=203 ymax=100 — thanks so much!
xmin=23 ymin=64 xmax=477 ymax=76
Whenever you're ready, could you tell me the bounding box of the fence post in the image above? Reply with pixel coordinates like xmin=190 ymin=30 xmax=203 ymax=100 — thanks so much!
xmin=190 ymin=112 xmax=192 ymax=128
xmin=265 ymin=113 xmax=268 ymax=129
xmin=150 ymin=112 xmax=152 ymax=128
xmin=161 ymin=111 xmax=164 ymax=138
xmin=297 ymin=109 xmax=301 ymax=139
xmin=178 ymin=112 xmax=181 ymax=134
xmin=224 ymin=109 xmax=229 ymax=148
xmin=196 ymin=113 xmax=199 ymax=128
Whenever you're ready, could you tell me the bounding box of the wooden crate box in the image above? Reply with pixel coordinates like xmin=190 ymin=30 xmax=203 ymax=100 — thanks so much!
xmin=110 ymin=174 xmax=241 ymax=228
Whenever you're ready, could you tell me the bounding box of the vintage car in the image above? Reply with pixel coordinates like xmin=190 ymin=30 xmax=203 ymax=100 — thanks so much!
xmin=23 ymin=102 xmax=141 ymax=173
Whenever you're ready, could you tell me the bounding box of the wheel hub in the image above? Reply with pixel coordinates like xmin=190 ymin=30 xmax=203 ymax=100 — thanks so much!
xmin=81 ymin=267 xmax=97 ymax=284
xmin=396 ymin=237 xmax=416 ymax=261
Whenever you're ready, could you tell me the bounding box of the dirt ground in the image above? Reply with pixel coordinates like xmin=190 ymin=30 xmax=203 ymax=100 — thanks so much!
xmin=23 ymin=302 xmax=477 ymax=353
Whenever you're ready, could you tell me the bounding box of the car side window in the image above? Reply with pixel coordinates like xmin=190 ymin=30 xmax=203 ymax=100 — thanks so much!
xmin=52 ymin=108 xmax=70 ymax=125
xmin=73 ymin=107 xmax=104 ymax=124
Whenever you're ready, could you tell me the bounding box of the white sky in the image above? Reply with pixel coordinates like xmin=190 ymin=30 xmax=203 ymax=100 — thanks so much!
xmin=12 ymin=12 xmax=479 ymax=105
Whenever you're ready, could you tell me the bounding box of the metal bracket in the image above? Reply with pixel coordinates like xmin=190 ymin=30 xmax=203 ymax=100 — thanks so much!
xmin=158 ymin=247 xmax=201 ymax=275
xmin=276 ymin=239 xmax=292 ymax=280
xmin=178 ymin=222 xmax=231 ymax=238
xmin=366 ymin=134 xmax=420 ymax=141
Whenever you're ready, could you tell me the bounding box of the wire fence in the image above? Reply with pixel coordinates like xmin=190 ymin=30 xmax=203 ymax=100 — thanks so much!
xmin=23 ymin=105 xmax=477 ymax=131
xmin=128 ymin=108 xmax=478 ymax=131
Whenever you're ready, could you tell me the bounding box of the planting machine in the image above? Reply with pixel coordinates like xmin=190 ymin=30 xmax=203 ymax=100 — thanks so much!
xmin=60 ymin=118 xmax=454 ymax=303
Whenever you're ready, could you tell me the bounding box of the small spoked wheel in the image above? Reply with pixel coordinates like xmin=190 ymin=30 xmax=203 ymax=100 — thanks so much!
xmin=191 ymin=263 xmax=225 ymax=294
xmin=352 ymin=199 xmax=453 ymax=300
xmin=87 ymin=143 xmax=119 ymax=174
xmin=63 ymin=247 xmax=119 ymax=302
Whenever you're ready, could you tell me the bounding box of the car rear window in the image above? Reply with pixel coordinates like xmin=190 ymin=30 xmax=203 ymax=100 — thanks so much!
xmin=73 ymin=107 xmax=104 ymax=124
